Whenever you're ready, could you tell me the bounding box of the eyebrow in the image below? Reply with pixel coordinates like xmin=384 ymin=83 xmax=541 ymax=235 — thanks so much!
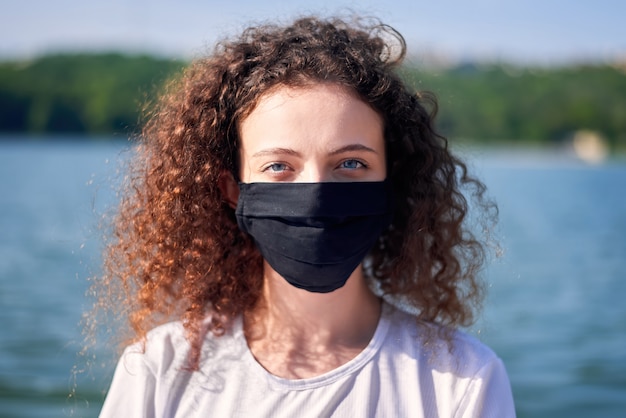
xmin=251 ymin=148 xmax=302 ymax=158
xmin=250 ymin=143 xmax=379 ymax=159
xmin=327 ymin=144 xmax=379 ymax=156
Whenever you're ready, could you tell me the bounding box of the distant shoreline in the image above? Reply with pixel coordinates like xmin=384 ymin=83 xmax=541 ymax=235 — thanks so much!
xmin=1 ymin=53 xmax=625 ymax=151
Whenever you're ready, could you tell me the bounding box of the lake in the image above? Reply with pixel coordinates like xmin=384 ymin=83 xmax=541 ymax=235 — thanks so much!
xmin=0 ymin=139 xmax=625 ymax=417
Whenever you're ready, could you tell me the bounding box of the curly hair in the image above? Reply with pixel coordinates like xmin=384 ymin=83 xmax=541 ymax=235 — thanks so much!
xmin=96 ymin=16 xmax=496 ymax=365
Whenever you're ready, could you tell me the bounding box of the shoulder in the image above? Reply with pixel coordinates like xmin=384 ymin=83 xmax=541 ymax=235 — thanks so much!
xmin=381 ymin=304 xmax=516 ymax=416
xmin=120 ymin=316 xmax=244 ymax=375
xmin=143 ymin=320 xmax=189 ymax=353
xmin=126 ymin=320 xmax=188 ymax=352
xmin=116 ymin=321 xmax=189 ymax=376
xmin=383 ymin=304 xmax=504 ymax=378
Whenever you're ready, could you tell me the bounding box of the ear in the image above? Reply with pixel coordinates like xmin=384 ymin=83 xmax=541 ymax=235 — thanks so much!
xmin=218 ymin=171 xmax=240 ymax=209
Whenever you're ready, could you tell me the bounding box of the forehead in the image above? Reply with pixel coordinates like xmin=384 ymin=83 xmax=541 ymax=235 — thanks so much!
xmin=242 ymin=81 xmax=378 ymax=119
xmin=239 ymin=83 xmax=382 ymax=134
xmin=236 ymin=82 xmax=387 ymax=182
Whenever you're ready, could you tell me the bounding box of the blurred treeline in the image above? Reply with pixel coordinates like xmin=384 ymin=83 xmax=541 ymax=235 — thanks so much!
xmin=1 ymin=53 xmax=625 ymax=150
xmin=0 ymin=53 xmax=184 ymax=136
xmin=401 ymin=63 xmax=626 ymax=150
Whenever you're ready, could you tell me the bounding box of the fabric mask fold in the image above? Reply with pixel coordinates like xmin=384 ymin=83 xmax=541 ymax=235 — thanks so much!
xmin=235 ymin=181 xmax=393 ymax=293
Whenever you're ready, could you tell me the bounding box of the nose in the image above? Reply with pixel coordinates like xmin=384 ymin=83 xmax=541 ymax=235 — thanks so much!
xmin=299 ymin=162 xmax=331 ymax=183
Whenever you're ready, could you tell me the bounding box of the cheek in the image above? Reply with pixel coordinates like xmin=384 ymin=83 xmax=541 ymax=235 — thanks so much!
xmin=372 ymin=160 xmax=387 ymax=181
xmin=237 ymin=145 xmax=254 ymax=183
xmin=236 ymin=120 xmax=252 ymax=182
xmin=218 ymin=171 xmax=240 ymax=208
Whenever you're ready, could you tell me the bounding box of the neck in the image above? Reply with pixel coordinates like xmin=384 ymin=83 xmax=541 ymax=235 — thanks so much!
xmin=244 ymin=262 xmax=381 ymax=378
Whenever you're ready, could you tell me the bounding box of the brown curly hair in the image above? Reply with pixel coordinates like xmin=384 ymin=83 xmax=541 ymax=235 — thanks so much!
xmin=96 ymin=16 xmax=496 ymax=365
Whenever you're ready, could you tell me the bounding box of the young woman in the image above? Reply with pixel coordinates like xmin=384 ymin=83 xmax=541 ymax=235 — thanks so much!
xmin=98 ymin=16 xmax=515 ymax=417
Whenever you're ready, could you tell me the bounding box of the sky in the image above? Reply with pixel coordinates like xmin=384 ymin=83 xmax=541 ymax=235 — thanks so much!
xmin=2 ymin=0 xmax=625 ymax=65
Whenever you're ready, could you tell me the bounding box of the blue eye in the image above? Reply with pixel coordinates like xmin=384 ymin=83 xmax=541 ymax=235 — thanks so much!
xmin=340 ymin=159 xmax=365 ymax=170
xmin=265 ymin=163 xmax=288 ymax=172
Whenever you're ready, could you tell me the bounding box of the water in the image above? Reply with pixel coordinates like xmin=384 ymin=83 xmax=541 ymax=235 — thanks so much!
xmin=0 ymin=139 xmax=625 ymax=417
xmin=0 ymin=140 xmax=120 ymax=418
xmin=472 ymin=150 xmax=626 ymax=417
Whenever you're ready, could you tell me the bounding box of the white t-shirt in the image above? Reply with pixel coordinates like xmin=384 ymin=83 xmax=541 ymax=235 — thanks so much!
xmin=100 ymin=303 xmax=515 ymax=417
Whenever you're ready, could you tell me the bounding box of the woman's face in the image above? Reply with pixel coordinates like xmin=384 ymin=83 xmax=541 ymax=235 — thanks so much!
xmin=238 ymin=84 xmax=386 ymax=183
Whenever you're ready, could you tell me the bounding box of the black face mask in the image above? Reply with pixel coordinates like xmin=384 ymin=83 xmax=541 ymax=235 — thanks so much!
xmin=235 ymin=181 xmax=393 ymax=293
